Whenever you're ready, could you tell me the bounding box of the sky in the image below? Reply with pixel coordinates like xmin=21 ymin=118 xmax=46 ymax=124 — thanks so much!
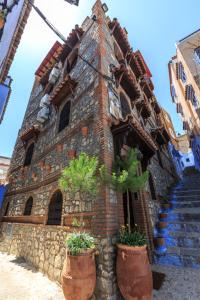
xmin=1 ymin=0 xmax=200 ymax=158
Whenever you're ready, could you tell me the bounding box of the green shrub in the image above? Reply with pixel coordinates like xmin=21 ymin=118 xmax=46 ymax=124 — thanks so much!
xmin=100 ymin=148 xmax=149 ymax=233
xmin=66 ymin=232 xmax=95 ymax=256
xmin=118 ymin=226 xmax=147 ymax=247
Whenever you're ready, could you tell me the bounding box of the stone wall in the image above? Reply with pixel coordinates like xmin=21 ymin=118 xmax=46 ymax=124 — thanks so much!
xmin=0 ymin=222 xmax=122 ymax=299
xmin=0 ymin=1 xmax=178 ymax=299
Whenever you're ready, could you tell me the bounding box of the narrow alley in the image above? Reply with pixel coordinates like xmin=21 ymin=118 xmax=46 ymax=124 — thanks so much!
xmin=0 ymin=252 xmax=64 ymax=300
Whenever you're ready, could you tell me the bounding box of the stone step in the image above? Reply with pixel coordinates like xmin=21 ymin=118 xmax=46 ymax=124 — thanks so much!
xmin=172 ymin=207 xmax=200 ymax=213
xmin=172 ymin=201 xmax=200 ymax=209
xmin=167 ymin=246 xmax=200 ymax=257
xmin=170 ymin=231 xmax=200 ymax=238
xmin=165 ymin=235 xmax=200 ymax=248
xmin=168 ymin=221 xmax=200 ymax=233
xmin=154 ymin=252 xmax=200 ymax=268
xmin=173 ymin=188 xmax=200 ymax=194
xmin=169 ymin=213 xmax=200 ymax=222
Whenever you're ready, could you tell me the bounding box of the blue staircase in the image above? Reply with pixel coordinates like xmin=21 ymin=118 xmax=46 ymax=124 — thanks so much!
xmin=154 ymin=174 xmax=200 ymax=268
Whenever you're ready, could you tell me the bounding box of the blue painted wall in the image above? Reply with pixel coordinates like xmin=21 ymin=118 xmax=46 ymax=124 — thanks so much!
xmin=0 ymin=185 xmax=6 ymax=208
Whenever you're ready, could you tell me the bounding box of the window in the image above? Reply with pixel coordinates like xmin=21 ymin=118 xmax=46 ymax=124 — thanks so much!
xmin=47 ymin=190 xmax=63 ymax=225
xmin=24 ymin=143 xmax=35 ymax=166
xmin=120 ymin=93 xmax=131 ymax=119
xmin=58 ymin=101 xmax=71 ymax=132
xmin=194 ymin=47 xmax=200 ymax=65
xmin=4 ymin=202 xmax=9 ymax=216
xmin=186 ymin=158 xmax=190 ymax=162
xmin=171 ymin=85 xmax=177 ymax=102
xmin=24 ymin=197 xmax=33 ymax=216
xmin=176 ymin=62 xmax=187 ymax=83
xmin=192 ymin=94 xmax=199 ymax=109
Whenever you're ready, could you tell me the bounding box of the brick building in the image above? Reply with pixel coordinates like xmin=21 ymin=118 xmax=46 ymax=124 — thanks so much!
xmin=0 ymin=1 xmax=177 ymax=298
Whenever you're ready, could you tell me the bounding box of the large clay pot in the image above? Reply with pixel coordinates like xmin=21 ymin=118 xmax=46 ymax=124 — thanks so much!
xmin=116 ymin=244 xmax=152 ymax=300
xmin=61 ymin=249 xmax=96 ymax=300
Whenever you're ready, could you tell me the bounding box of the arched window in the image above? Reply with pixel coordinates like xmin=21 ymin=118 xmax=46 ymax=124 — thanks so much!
xmin=120 ymin=93 xmax=131 ymax=119
xmin=4 ymin=202 xmax=9 ymax=216
xmin=24 ymin=143 xmax=35 ymax=166
xmin=24 ymin=197 xmax=33 ymax=216
xmin=47 ymin=190 xmax=63 ymax=225
xmin=58 ymin=101 xmax=71 ymax=132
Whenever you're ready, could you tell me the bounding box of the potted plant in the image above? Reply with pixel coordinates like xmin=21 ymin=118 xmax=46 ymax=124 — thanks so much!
xmin=59 ymin=152 xmax=103 ymax=300
xmin=0 ymin=10 xmax=6 ymax=30
xmin=100 ymin=148 xmax=152 ymax=299
xmin=159 ymin=212 xmax=168 ymax=221
xmin=62 ymin=232 xmax=96 ymax=300
xmin=157 ymin=221 xmax=168 ymax=237
xmin=154 ymin=237 xmax=167 ymax=254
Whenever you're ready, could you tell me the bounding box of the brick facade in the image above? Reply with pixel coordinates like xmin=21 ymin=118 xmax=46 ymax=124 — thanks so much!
xmin=0 ymin=1 xmax=176 ymax=299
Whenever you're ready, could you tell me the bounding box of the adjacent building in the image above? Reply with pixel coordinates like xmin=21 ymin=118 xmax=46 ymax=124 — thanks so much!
xmin=0 ymin=0 xmax=32 ymax=123
xmin=0 ymin=1 xmax=177 ymax=298
xmin=169 ymin=29 xmax=200 ymax=171
xmin=168 ymin=134 xmax=194 ymax=178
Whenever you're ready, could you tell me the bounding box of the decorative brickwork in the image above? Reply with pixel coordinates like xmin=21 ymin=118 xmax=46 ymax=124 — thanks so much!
xmin=0 ymin=1 xmax=177 ymax=298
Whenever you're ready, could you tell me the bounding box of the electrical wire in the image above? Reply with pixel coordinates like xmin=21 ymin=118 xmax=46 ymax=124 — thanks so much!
xmin=26 ymin=0 xmax=113 ymax=82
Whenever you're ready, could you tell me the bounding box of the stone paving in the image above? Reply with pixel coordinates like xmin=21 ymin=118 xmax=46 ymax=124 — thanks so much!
xmin=0 ymin=252 xmax=64 ymax=300
xmin=152 ymin=264 xmax=200 ymax=300
xmin=1 ymin=251 xmax=200 ymax=299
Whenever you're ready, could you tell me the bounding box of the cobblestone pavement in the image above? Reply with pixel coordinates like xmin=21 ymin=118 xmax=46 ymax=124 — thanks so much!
xmin=152 ymin=264 xmax=200 ymax=300
xmin=0 ymin=252 xmax=64 ymax=300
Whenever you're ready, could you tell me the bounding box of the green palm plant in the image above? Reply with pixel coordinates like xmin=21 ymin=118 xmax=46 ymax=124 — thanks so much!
xmin=59 ymin=152 xmax=102 ymax=225
xmin=100 ymin=148 xmax=149 ymax=234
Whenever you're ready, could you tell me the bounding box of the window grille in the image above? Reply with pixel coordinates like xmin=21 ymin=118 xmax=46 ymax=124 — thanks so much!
xmin=24 ymin=197 xmax=33 ymax=216
xmin=24 ymin=143 xmax=35 ymax=166
xmin=185 ymin=84 xmax=194 ymax=101
xmin=58 ymin=101 xmax=71 ymax=132
xmin=47 ymin=191 xmax=63 ymax=225
xmin=176 ymin=62 xmax=187 ymax=83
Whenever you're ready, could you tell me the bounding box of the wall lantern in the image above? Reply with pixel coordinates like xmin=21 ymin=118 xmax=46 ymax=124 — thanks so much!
xmin=102 ymin=3 xmax=108 ymax=12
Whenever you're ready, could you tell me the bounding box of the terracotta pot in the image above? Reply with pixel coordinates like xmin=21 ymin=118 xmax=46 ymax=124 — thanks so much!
xmin=116 ymin=244 xmax=152 ymax=300
xmin=67 ymin=149 xmax=76 ymax=159
xmin=61 ymin=249 xmax=96 ymax=300
xmin=154 ymin=237 xmax=167 ymax=254
xmin=161 ymin=203 xmax=172 ymax=212
xmin=157 ymin=222 xmax=167 ymax=229
xmin=159 ymin=213 xmax=168 ymax=221
xmin=154 ymin=237 xmax=165 ymax=247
